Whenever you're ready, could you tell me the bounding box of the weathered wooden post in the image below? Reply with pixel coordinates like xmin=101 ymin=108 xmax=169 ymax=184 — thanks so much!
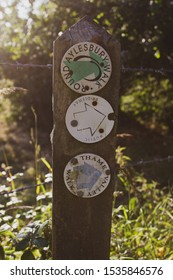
xmin=52 ymin=16 xmax=120 ymax=260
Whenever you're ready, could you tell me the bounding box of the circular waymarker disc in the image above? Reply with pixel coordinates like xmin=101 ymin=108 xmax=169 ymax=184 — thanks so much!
xmin=64 ymin=153 xmax=111 ymax=198
xmin=61 ymin=42 xmax=112 ymax=94
xmin=65 ymin=95 xmax=115 ymax=143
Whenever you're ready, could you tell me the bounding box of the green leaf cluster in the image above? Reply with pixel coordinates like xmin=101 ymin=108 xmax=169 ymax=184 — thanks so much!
xmin=111 ymin=147 xmax=173 ymax=259
xmin=121 ymin=76 xmax=173 ymax=132
xmin=0 ymin=152 xmax=52 ymax=260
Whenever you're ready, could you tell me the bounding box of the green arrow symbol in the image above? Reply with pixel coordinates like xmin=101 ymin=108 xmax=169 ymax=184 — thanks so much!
xmin=64 ymin=59 xmax=100 ymax=83
xmin=64 ymin=51 xmax=109 ymax=83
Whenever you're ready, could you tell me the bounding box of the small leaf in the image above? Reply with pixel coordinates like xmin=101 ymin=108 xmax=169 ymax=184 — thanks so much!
xmin=33 ymin=237 xmax=48 ymax=248
xmin=0 ymin=223 xmax=11 ymax=232
xmin=41 ymin=158 xmax=52 ymax=172
xmin=129 ymin=197 xmax=138 ymax=211
xmin=21 ymin=249 xmax=35 ymax=260
xmin=36 ymin=194 xmax=46 ymax=201
xmin=15 ymin=238 xmax=30 ymax=251
xmin=123 ymin=206 xmax=128 ymax=220
xmin=16 ymin=233 xmax=30 ymax=239
xmin=37 ymin=220 xmax=49 ymax=234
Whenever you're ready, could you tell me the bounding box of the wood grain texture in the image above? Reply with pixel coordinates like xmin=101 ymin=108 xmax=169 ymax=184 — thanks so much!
xmin=52 ymin=16 xmax=120 ymax=260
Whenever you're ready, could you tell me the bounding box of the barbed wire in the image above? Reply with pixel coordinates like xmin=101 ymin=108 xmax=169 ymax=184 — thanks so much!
xmin=121 ymin=66 xmax=173 ymax=74
xmin=123 ymin=155 xmax=173 ymax=168
xmin=1 ymin=61 xmax=173 ymax=74
xmin=0 ymin=181 xmax=52 ymax=197
xmin=0 ymin=61 xmax=173 ymax=196
xmin=0 ymin=155 xmax=173 ymax=196
xmin=0 ymin=62 xmax=52 ymax=69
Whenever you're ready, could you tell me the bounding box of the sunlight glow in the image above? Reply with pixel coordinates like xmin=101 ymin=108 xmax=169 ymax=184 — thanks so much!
xmin=1 ymin=0 xmax=49 ymax=19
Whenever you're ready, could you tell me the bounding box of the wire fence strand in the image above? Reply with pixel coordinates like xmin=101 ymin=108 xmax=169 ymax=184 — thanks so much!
xmin=1 ymin=61 xmax=173 ymax=74
xmin=0 ymin=181 xmax=51 ymax=197
xmin=0 ymin=62 xmax=52 ymax=69
xmin=121 ymin=66 xmax=173 ymax=74
xmin=0 ymin=60 xmax=173 ymax=196
xmin=0 ymin=155 xmax=173 ymax=196
xmin=123 ymin=155 xmax=173 ymax=169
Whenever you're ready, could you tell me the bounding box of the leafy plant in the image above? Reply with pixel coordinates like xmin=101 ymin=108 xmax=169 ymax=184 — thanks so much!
xmin=14 ymin=220 xmax=50 ymax=260
xmin=0 ymin=163 xmax=52 ymax=260
xmin=1 ymin=142 xmax=173 ymax=260
xmin=111 ymin=146 xmax=173 ymax=259
xmin=121 ymin=76 xmax=173 ymax=133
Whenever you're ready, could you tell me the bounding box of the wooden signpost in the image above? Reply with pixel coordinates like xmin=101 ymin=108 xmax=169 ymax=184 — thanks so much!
xmin=52 ymin=16 xmax=120 ymax=260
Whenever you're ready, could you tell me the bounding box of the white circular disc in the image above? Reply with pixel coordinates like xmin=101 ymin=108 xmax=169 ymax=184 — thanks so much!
xmin=61 ymin=42 xmax=112 ymax=94
xmin=64 ymin=153 xmax=111 ymax=198
xmin=65 ymin=95 xmax=115 ymax=143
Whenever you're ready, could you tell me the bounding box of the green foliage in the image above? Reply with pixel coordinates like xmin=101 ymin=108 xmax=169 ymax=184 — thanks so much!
xmin=111 ymin=147 xmax=173 ymax=259
xmin=121 ymin=76 xmax=173 ymax=133
xmin=0 ymin=108 xmax=53 ymax=261
xmin=0 ymin=86 xmax=28 ymax=124
xmin=1 ymin=144 xmax=173 ymax=260
xmin=0 ymin=151 xmax=52 ymax=260
xmin=0 ymin=0 xmax=80 ymax=130
xmin=0 ymin=163 xmax=52 ymax=259
xmin=14 ymin=220 xmax=50 ymax=260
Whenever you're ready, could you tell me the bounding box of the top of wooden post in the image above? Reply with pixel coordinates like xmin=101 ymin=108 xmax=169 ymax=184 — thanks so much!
xmin=55 ymin=15 xmax=115 ymax=45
